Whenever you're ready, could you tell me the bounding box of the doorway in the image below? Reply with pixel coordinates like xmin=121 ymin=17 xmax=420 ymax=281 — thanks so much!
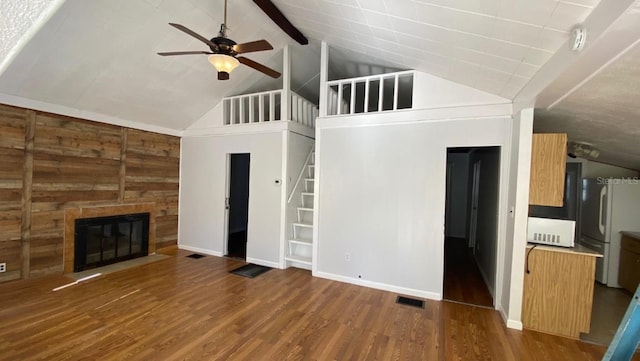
xmin=226 ymin=153 xmax=250 ymax=259
xmin=443 ymin=147 xmax=500 ymax=308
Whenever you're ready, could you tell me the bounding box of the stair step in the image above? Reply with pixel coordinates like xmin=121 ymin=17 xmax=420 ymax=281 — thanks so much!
xmin=293 ymin=222 xmax=313 ymax=228
xmin=297 ymin=207 xmax=313 ymax=212
xmin=301 ymin=192 xmax=314 ymax=197
xmin=305 ymin=178 xmax=314 ymax=182
xmin=289 ymin=238 xmax=312 ymax=246
xmin=285 ymin=254 xmax=312 ymax=265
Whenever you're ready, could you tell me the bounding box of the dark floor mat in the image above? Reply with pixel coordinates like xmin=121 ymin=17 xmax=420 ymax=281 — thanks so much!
xmin=230 ymin=263 xmax=272 ymax=278
xmin=396 ymin=295 xmax=425 ymax=309
xmin=187 ymin=253 xmax=205 ymax=259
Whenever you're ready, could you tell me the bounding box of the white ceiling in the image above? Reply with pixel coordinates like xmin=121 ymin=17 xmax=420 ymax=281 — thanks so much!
xmin=534 ymin=1 xmax=640 ymax=170
xmin=535 ymin=42 xmax=640 ymax=170
xmin=1 ymin=0 xmax=640 ymax=170
xmin=0 ymin=0 xmax=291 ymax=131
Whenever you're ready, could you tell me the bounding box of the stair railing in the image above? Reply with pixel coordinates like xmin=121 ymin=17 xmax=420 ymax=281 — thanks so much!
xmin=287 ymin=146 xmax=314 ymax=204
xmin=290 ymin=91 xmax=318 ymax=128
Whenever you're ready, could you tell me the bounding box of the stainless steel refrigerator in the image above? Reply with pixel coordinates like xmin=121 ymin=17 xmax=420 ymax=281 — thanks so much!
xmin=579 ymin=178 xmax=640 ymax=287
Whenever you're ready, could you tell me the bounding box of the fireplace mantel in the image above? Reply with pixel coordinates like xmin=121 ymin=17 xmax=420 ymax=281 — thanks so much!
xmin=64 ymin=203 xmax=156 ymax=273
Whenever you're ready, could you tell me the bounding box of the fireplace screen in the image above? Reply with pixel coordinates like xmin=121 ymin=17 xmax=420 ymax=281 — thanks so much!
xmin=74 ymin=213 xmax=150 ymax=272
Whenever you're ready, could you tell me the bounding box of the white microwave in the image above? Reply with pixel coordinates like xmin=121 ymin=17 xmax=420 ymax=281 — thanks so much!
xmin=527 ymin=217 xmax=575 ymax=248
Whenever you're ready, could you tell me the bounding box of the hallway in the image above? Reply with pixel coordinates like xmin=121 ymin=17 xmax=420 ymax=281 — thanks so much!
xmin=444 ymin=237 xmax=493 ymax=308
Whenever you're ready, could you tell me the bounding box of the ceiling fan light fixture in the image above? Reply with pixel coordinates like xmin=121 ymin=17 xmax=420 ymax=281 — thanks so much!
xmin=208 ymin=54 xmax=239 ymax=76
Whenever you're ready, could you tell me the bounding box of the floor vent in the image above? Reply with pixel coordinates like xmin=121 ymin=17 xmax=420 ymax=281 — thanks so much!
xmin=230 ymin=264 xmax=272 ymax=278
xmin=396 ymin=296 xmax=425 ymax=309
xmin=187 ymin=253 xmax=205 ymax=259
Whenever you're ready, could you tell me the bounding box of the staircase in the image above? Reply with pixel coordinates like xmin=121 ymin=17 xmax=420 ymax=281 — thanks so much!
xmin=285 ymin=151 xmax=315 ymax=270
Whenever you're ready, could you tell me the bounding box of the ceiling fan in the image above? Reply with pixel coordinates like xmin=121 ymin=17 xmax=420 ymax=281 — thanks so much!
xmin=158 ymin=0 xmax=281 ymax=80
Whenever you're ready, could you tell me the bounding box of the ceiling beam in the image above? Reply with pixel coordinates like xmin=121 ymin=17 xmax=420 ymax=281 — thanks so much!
xmin=253 ymin=0 xmax=308 ymax=45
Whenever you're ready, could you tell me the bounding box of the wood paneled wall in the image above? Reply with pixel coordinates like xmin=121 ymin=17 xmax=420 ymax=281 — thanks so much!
xmin=0 ymin=104 xmax=180 ymax=282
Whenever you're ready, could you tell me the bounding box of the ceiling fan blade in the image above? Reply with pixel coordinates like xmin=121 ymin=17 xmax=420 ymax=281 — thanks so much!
xmin=234 ymin=40 xmax=273 ymax=54
xmin=168 ymin=23 xmax=218 ymax=50
xmin=157 ymin=51 xmax=213 ymax=56
xmin=252 ymin=0 xmax=308 ymax=45
xmin=237 ymin=57 xmax=281 ymax=78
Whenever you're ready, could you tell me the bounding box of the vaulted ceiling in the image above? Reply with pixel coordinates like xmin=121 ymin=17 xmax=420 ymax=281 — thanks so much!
xmin=1 ymin=0 xmax=640 ymax=169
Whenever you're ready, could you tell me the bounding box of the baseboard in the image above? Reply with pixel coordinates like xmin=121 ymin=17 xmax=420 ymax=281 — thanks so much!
xmin=474 ymin=254 xmax=496 ymax=299
xmin=313 ymin=271 xmax=441 ymax=301
xmin=506 ymin=319 xmax=523 ymax=330
xmin=498 ymin=305 xmax=508 ymax=324
xmin=246 ymin=257 xmax=281 ymax=269
xmin=497 ymin=305 xmax=524 ymax=330
xmin=178 ymin=245 xmax=223 ymax=257
xmin=286 ymin=261 xmax=312 ymax=271
xmin=156 ymin=245 xmax=178 ymax=255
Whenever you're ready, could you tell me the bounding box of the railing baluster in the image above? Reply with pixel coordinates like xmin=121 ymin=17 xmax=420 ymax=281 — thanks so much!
xmin=239 ymin=97 xmax=245 ymax=124
xmin=292 ymin=94 xmax=298 ymax=122
xmin=364 ymin=79 xmax=370 ymax=113
xmin=337 ymin=83 xmax=343 ymax=115
xmin=249 ymin=96 xmax=254 ymax=123
xmin=269 ymin=92 xmax=275 ymax=121
xmin=223 ymin=99 xmax=229 ymax=125
xmin=328 ymin=89 xmax=334 ymax=116
xmin=290 ymin=93 xmax=295 ymax=122
xmin=230 ymin=99 xmax=236 ymax=124
xmin=393 ymin=74 xmax=399 ymax=111
xmin=259 ymin=94 xmax=264 ymax=122
xmin=378 ymin=77 xmax=384 ymax=112
xmin=350 ymin=80 xmax=355 ymax=114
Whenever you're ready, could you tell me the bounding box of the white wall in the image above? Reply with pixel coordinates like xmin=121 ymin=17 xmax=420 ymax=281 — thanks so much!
xmin=499 ymin=108 xmax=533 ymax=330
xmin=413 ymin=71 xmax=510 ymax=109
xmin=179 ymin=131 xmax=284 ymax=268
xmin=189 ymin=102 xmax=224 ymax=129
xmin=445 ymin=153 xmax=470 ymax=238
xmin=314 ymin=107 xmax=511 ymax=300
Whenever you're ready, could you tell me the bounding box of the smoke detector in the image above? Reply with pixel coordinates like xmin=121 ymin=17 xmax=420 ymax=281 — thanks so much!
xmin=568 ymin=141 xmax=600 ymax=159
xmin=570 ymin=26 xmax=587 ymax=52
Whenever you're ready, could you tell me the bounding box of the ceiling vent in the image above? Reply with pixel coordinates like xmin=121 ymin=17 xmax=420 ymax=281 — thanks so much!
xmin=568 ymin=141 xmax=600 ymax=160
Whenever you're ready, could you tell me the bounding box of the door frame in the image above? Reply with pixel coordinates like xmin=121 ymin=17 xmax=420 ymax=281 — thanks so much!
xmin=224 ymin=153 xmax=251 ymax=258
xmin=223 ymin=153 xmax=231 ymax=256
xmin=469 ymin=159 xmax=481 ymax=251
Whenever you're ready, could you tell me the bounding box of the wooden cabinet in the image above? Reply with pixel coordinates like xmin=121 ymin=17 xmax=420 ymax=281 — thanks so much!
xmin=529 ymin=133 xmax=567 ymax=206
xmin=522 ymin=245 xmax=598 ymax=339
xmin=619 ymin=235 xmax=640 ymax=293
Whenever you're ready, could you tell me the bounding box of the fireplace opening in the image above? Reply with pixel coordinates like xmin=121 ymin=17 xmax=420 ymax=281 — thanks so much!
xmin=74 ymin=213 xmax=150 ymax=272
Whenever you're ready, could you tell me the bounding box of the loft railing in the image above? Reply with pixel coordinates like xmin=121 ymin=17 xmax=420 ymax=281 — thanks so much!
xmin=223 ymin=89 xmax=317 ymax=128
xmin=223 ymin=90 xmax=283 ymax=125
xmin=325 ymin=70 xmax=414 ymax=116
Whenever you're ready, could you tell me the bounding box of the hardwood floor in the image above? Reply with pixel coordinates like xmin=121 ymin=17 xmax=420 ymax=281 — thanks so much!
xmin=444 ymin=237 xmax=494 ymax=308
xmin=0 ymin=250 xmax=632 ymax=360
